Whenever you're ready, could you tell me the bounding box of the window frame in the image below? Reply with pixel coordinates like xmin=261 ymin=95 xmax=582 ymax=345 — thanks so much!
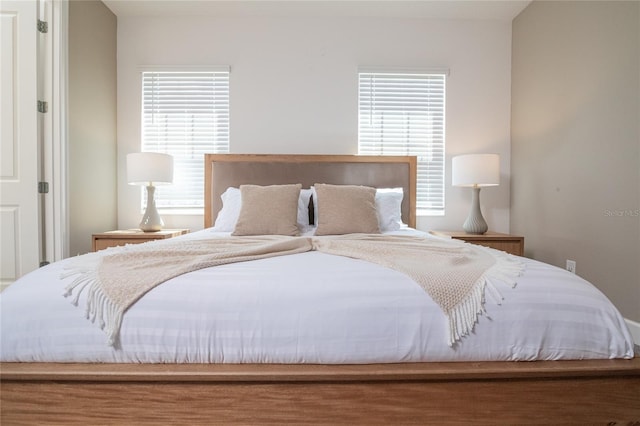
xmin=139 ymin=66 xmax=230 ymax=214
xmin=357 ymin=68 xmax=448 ymax=216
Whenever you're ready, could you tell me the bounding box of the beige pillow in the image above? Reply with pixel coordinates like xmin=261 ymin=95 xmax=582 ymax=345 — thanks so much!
xmin=232 ymin=184 xmax=302 ymax=236
xmin=314 ymin=184 xmax=380 ymax=236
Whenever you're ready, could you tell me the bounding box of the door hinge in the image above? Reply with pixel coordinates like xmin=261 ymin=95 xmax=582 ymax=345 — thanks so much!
xmin=38 ymin=182 xmax=49 ymax=194
xmin=38 ymin=100 xmax=48 ymax=113
xmin=40 ymin=261 xmax=50 ymax=267
xmin=37 ymin=20 xmax=48 ymax=33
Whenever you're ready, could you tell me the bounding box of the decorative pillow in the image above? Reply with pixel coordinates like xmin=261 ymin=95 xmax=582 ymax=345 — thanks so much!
xmin=314 ymin=184 xmax=380 ymax=236
xmin=376 ymin=188 xmax=404 ymax=232
xmin=232 ymin=184 xmax=302 ymax=236
xmin=212 ymin=187 xmax=242 ymax=232
xmin=212 ymin=186 xmax=312 ymax=232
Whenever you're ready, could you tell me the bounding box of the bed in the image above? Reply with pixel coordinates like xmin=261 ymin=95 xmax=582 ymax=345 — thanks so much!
xmin=1 ymin=154 xmax=638 ymax=424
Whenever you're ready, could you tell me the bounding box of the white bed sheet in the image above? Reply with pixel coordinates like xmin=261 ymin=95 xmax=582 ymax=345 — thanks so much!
xmin=1 ymin=228 xmax=634 ymax=363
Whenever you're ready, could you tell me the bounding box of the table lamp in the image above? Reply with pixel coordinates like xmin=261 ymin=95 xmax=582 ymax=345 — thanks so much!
xmin=452 ymin=154 xmax=499 ymax=235
xmin=127 ymin=152 xmax=173 ymax=232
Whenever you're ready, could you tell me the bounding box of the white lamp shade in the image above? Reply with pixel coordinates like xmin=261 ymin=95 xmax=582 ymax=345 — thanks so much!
xmin=452 ymin=154 xmax=500 ymax=187
xmin=127 ymin=152 xmax=173 ymax=185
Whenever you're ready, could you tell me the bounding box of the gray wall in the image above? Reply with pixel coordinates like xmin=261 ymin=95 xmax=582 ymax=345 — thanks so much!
xmin=69 ymin=0 xmax=117 ymax=255
xmin=511 ymin=1 xmax=639 ymax=322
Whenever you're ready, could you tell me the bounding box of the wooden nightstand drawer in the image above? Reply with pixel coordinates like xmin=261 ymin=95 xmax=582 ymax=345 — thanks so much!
xmin=92 ymin=229 xmax=189 ymax=252
xmin=429 ymin=231 xmax=524 ymax=256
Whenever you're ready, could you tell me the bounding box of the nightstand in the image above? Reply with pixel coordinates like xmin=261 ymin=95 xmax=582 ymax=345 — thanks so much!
xmin=92 ymin=229 xmax=189 ymax=252
xmin=429 ymin=231 xmax=524 ymax=256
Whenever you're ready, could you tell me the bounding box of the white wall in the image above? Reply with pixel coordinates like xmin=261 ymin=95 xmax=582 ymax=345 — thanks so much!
xmin=117 ymin=16 xmax=513 ymax=233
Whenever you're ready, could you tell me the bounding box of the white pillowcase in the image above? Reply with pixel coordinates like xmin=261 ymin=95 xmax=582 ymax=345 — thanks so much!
xmin=212 ymin=187 xmax=313 ymax=232
xmin=212 ymin=187 xmax=242 ymax=232
xmin=375 ymin=188 xmax=404 ymax=232
xmin=311 ymin=186 xmax=405 ymax=232
xmin=310 ymin=186 xmax=319 ymax=228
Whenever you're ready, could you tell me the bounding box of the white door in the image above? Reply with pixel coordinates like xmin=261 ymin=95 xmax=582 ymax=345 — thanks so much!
xmin=0 ymin=0 xmax=40 ymax=290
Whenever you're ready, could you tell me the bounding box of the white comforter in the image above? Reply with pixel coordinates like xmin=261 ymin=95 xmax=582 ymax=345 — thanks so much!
xmin=1 ymin=229 xmax=634 ymax=363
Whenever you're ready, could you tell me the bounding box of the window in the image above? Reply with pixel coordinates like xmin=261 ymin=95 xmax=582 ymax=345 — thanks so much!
xmin=141 ymin=69 xmax=230 ymax=211
xmin=358 ymin=70 xmax=446 ymax=215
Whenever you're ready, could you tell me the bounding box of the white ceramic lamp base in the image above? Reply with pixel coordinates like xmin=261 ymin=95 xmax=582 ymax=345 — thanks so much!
xmin=462 ymin=187 xmax=488 ymax=235
xmin=139 ymin=185 xmax=164 ymax=232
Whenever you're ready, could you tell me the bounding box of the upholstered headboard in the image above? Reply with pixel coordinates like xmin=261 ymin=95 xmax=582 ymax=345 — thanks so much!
xmin=204 ymin=154 xmax=417 ymax=229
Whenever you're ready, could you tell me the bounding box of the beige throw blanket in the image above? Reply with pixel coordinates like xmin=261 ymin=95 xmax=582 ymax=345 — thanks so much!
xmin=312 ymin=235 xmax=524 ymax=346
xmin=63 ymin=236 xmax=313 ymax=346
xmin=63 ymin=234 xmax=523 ymax=347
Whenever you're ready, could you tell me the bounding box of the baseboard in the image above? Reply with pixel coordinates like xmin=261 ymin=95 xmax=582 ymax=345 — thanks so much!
xmin=625 ymin=318 xmax=640 ymax=346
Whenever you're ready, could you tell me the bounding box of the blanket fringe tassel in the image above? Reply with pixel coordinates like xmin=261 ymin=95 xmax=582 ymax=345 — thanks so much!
xmin=447 ymin=250 xmax=525 ymax=346
xmin=63 ymin=267 xmax=123 ymax=346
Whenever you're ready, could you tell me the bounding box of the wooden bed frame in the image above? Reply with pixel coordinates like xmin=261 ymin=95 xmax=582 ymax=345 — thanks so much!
xmin=2 ymin=154 xmax=639 ymax=424
xmin=203 ymin=153 xmax=418 ymax=229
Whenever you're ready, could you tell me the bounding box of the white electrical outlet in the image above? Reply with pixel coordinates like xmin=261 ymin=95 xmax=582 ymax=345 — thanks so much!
xmin=566 ymin=260 xmax=576 ymax=274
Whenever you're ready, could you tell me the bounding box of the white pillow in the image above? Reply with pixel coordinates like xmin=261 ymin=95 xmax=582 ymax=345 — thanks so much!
xmin=310 ymin=186 xmax=319 ymax=226
xmin=311 ymin=186 xmax=405 ymax=232
xmin=212 ymin=186 xmax=313 ymax=232
xmin=375 ymin=188 xmax=404 ymax=232
xmin=212 ymin=187 xmax=242 ymax=232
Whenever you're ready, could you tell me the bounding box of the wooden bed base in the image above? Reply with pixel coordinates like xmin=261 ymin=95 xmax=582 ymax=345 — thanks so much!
xmin=2 ymin=359 xmax=639 ymax=424
xmin=2 ymin=154 xmax=639 ymax=423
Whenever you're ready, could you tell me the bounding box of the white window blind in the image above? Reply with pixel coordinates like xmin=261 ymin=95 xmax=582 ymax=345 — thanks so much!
xmin=358 ymin=71 xmax=446 ymax=215
xmin=141 ymin=70 xmax=230 ymax=210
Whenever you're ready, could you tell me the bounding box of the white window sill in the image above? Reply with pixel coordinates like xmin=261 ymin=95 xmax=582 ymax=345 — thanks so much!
xmin=417 ymin=209 xmax=445 ymax=217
